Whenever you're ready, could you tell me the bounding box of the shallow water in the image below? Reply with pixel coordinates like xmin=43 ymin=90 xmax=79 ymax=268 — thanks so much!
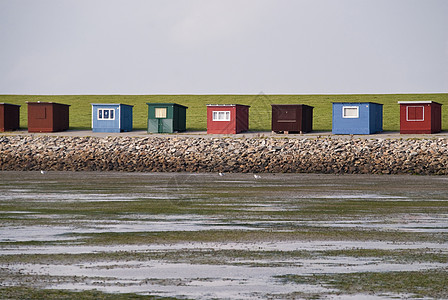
xmin=1 ymin=171 xmax=447 ymax=299
xmin=2 ymin=239 xmax=448 ymax=256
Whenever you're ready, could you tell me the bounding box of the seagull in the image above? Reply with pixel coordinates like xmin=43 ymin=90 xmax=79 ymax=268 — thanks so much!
xmin=40 ymin=170 xmax=46 ymax=174
xmin=218 ymin=172 xmax=224 ymax=176
xmin=253 ymin=174 xmax=261 ymax=179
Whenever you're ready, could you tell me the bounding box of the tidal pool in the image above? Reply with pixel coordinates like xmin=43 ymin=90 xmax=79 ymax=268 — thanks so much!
xmin=0 ymin=171 xmax=447 ymax=299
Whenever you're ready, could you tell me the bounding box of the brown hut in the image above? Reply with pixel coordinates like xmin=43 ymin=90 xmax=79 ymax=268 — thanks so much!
xmin=271 ymin=104 xmax=313 ymax=134
xmin=0 ymin=103 xmax=21 ymax=132
xmin=27 ymin=102 xmax=70 ymax=132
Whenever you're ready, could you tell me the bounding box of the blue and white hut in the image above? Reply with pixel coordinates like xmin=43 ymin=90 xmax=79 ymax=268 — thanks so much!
xmin=91 ymin=103 xmax=133 ymax=133
xmin=332 ymin=102 xmax=383 ymax=134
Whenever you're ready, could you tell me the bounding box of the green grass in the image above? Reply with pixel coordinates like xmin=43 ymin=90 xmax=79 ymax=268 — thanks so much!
xmin=2 ymin=249 xmax=445 ymax=266
xmin=0 ymin=287 xmax=177 ymax=300
xmin=1 ymin=94 xmax=447 ymax=131
xmin=277 ymin=269 xmax=448 ymax=299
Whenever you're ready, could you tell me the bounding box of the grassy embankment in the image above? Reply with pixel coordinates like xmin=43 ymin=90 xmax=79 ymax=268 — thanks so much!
xmin=1 ymin=94 xmax=447 ymax=131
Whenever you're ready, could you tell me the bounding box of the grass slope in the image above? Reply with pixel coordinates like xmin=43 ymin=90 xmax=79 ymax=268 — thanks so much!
xmin=1 ymin=94 xmax=447 ymax=131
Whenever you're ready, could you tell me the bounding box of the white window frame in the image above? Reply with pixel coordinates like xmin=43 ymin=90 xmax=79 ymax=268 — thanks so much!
xmin=98 ymin=108 xmax=115 ymax=120
xmin=406 ymin=106 xmax=425 ymax=122
xmin=155 ymin=107 xmax=167 ymax=118
xmin=212 ymin=111 xmax=230 ymax=121
xmin=342 ymin=106 xmax=359 ymax=118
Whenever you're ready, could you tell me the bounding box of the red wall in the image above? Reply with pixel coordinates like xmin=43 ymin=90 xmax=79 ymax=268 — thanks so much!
xmin=207 ymin=105 xmax=249 ymax=134
xmin=28 ymin=103 xmax=70 ymax=133
xmin=431 ymin=103 xmax=442 ymax=133
xmin=399 ymin=102 xmax=441 ymax=134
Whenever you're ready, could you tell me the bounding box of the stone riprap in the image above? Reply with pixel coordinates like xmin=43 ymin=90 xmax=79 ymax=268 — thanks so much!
xmin=1 ymin=135 xmax=448 ymax=174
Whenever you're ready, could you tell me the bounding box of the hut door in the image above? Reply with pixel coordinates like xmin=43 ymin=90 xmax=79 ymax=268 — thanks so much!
xmin=157 ymin=119 xmax=163 ymax=133
xmin=155 ymin=108 xmax=167 ymax=133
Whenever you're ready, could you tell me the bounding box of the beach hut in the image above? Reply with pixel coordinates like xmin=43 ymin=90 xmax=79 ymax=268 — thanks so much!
xmin=91 ymin=104 xmax=133 ymax=133
xmin=146 ymin=103 xmax=188 ymax=133
xmin=0 ymin=103 xmax=20 ymax=132
xmin=207 ymin=104 xmax=250 ymax=134
xmin=27 ymin=102 xmax=70 ymax=133
xmin=271 ymin=104 xmax=313 ymax=134
xmin=332 ymin=102 xmax=383 ymax=134
xmin=398 ymin=101 xmax=442 ymax=134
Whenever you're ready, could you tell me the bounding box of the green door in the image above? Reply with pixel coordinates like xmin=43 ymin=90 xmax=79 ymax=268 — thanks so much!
xmin=158 ymin=119 xmax=164 ymax=133
xmin=148 ymin=119 xmax=158 ymax=133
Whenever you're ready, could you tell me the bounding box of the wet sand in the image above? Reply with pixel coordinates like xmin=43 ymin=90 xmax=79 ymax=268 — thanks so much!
xmin=1 ymin=172 xmax=447 ymax=299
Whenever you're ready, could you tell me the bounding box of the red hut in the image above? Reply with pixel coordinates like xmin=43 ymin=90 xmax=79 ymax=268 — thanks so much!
xmin=0 ymin=103 xmax=21 ymax=132
xmin=207 ymin=104 xmax=250 ymax=134
xmin=398 ymin=101 xmax=442 ymax=134
xmin=27 ymin=102 xmax=70 ymax=133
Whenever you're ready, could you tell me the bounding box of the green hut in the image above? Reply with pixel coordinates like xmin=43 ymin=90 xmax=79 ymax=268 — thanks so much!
xmin=146 ymin=103 xmax=188 ymax=133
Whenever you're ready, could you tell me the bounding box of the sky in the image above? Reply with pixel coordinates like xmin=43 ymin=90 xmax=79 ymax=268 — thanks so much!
xmin=1 ymin=0 xmax=447 ymax=95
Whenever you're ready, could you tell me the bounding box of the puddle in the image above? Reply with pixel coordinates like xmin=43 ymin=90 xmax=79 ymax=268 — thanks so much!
xmin=0 ymin=211 xmax=36 ymax=214
xmin=0 ymin=226 xmax=79 ymax=242
xmin=4 ymin=261 xmax=334 ymax=299
xmin=5 ymin=256 xmax=446 ymax=299
xmin=303 ymin=194 xmax=409 ymax=200
xmin=0 ymin=192 xmax=145 ymax=202
xmin=0 ymin=220 xmax=260 ymax=243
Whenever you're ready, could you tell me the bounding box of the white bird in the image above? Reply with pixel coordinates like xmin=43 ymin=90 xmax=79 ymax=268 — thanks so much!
xmin=253 ymin=174 xmax=261 ymax=179
xmin=218 ymin=172 xmax=224 ymax=176
xmin=40 ymin=170 xmax=46 ymax=174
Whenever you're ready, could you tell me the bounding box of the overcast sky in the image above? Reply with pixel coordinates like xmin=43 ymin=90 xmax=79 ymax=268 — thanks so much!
xmin=1 ymin=0 xmax=447 ymax=95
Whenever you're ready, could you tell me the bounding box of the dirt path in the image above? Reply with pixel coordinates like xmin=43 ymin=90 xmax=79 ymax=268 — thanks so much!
xmin=3 ymin=129 xmax=448 ymax=139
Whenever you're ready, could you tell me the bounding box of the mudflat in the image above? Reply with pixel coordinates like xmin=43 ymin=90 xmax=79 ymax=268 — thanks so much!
xmin=1 ymin=172 xmax=447 ymax=299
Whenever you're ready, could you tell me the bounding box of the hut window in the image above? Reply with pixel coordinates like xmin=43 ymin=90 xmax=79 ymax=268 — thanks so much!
xmin=343 ymin=106 xmax=359 ymax=118
xmin=406 ymin=106 xmax=424 ymax=121
xmin=213 ymin=111 xmax=230 ymax=121
xmin=155 ymin=108 xmax=167 ymax=118
xmin=98 ymin=109 xmax=115 ymax=120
